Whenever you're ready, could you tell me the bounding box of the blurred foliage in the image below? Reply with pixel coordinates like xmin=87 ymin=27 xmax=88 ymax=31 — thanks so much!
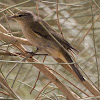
xmin=0 ymin=0 xmax=100 ymax=99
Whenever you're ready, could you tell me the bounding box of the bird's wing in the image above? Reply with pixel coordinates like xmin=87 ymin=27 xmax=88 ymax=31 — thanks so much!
xmin=30 ymin=18 xmax=77 ymax=51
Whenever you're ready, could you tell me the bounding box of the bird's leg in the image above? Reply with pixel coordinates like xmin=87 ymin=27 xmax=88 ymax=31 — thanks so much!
xmin=26 ymin=48 xmax=48 ymax=56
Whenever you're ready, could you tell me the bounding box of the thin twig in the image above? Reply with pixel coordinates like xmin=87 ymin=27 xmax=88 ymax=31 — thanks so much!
xmin=0 ymin=0 xmax=31 ymax=13
xmin=77 ymin=13 xmax=100 ymax=47
xmin=90 ymin=0 xmax=99 ymax=90
xmin=30 ymin=71 xmax=40 ymax=94
xmin=36 ymin=0 xmax=40 ymax=18
xmin=56 ymin=0 xmax=64 ymax=37
xmin=46 ymin=66 xmax=89 ymax=97
xmin=35 ymin=81 xmax=52 ymax=100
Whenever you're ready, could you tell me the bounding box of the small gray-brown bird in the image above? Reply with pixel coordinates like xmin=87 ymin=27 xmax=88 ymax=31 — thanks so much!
xmin=9 ymin=11 xmax=85 ymax=81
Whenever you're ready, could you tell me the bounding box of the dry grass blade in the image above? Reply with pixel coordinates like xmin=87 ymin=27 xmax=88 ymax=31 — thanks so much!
xmin=0 ymin=0 xmax=100 ymax=100
xmin=0 ymin=75 xmax=21 ymax=99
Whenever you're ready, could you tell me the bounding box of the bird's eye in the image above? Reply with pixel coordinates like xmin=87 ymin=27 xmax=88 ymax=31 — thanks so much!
xmin=18 ymin=15 xmax=24 ymax=17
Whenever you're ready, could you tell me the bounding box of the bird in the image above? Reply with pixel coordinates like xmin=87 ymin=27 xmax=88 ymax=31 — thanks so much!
xmin=9 ymin=10 xmax=85 ymax=81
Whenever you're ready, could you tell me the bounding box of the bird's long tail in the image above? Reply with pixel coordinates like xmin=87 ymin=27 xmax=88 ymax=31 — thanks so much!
xmin=62 ymin=51 xmax=85 ymax=81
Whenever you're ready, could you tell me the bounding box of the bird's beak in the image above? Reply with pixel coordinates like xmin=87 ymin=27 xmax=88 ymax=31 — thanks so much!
xmin=7 ymin=15 xmax=17 ymax=19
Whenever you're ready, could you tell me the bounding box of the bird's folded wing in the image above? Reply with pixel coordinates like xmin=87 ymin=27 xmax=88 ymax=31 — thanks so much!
xmin=30 ymin=17 xmax=77 ymax=52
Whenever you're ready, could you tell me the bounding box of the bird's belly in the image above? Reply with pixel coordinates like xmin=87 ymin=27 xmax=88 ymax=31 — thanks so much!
xmin=23 ymin=31 xmax=50 ymax=50
xmin=22 ymin=29 xmax=66 ymax=62
xmin=22 ymin=27 xmax=53 ymax=49
xmin=23 ymin=29 xmax=43 ymax=47
xmin=46 ymin=44 xmax=66 ymax=62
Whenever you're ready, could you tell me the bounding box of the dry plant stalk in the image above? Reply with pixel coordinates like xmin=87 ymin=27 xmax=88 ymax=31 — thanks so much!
xmin=0 ymin=2 xmax=100 ymax=99
xmin=0 ymin=24 xmax=79 ymax=100
xmin=0 ymin=75 xmax=20 ymax=99
xmin=0 ymin=15 xmax=100 ymax=99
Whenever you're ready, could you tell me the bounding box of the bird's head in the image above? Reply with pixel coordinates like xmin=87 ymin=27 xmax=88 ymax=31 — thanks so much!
xmin=8 ymin=11 xmax=36 ymax=24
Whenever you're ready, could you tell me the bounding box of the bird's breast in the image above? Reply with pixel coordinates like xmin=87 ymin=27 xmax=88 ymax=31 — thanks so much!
xmin=21 ymin=25 xmax=64 ymax=59
xmin=21 ymin=25 xmax=52 ymax=49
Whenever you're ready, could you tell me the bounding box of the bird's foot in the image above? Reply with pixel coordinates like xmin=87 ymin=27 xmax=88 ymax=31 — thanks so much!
xmin=26 ymin=51 xmax=48 ymax=56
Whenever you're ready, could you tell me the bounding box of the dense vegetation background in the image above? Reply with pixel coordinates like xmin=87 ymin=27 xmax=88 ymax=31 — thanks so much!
xmin=0 ymin=0 xmax=100 ymax=100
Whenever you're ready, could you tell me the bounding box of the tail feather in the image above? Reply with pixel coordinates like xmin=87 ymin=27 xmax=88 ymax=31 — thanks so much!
xmin=63 ymin=52 xmax=85 ymax=81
